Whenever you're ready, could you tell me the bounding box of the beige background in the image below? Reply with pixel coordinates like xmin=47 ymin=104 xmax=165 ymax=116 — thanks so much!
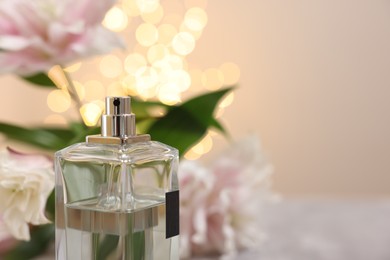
xmin=1 ymin=0 xmax=390 ymax=197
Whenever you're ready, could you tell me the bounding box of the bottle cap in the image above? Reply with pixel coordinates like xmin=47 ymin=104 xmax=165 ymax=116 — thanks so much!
xmin=101 ymin=97 xmax=136 ymax=137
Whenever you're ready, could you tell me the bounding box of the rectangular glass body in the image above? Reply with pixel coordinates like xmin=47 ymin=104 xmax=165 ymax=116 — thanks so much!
xmin=55 ymin=140 xmax=179 ymax=260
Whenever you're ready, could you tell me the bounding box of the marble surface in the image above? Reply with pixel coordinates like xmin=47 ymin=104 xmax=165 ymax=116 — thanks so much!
xmin=194 ymin=199 xmax=390 ymax=260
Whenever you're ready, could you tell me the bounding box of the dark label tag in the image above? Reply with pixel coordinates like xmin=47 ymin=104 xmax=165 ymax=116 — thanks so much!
xmin=166 ymin=190 xmax=179 ymax=238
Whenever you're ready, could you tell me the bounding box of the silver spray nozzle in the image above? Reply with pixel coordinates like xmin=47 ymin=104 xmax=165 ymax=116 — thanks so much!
xmin=101 ymin=96 xmax=136 ymax=138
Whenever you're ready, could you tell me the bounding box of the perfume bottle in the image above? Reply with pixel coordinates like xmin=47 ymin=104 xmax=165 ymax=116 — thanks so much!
xmin=55 ymin=97 xmax=179 ymax=260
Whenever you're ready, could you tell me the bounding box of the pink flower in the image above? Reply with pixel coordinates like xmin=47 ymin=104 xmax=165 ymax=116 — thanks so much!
xmin=0 ymin=0 xmax=123 ymax=75
xmin=0 ymin=148 xmax=54 ymax=241
xmin=179 ymin=136 xmax=274 ymax=258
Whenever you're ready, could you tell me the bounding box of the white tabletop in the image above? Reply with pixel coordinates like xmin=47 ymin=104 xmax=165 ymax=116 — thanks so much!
xmin=193 ymin=198 xmax=390 ymax=260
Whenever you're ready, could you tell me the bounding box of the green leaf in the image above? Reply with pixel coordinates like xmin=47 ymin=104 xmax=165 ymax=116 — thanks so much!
xmin=210 ymin=118 xmax=227 ymax=135
xmin=131 ymin=97 xmax=168 ymax=118
xmin=147 ymin=87 xmax=234 ymax=155
xmin=22 ymin=73 xmax=56 ymax=88
xmin=0 ymin=122 xmax=99 ymax=151
xmin=136 ymin=118 xmax=156 ymax=134
xmin=45 ymin=189 xmax=55 ymax=221
xmin=68 ymin=122 xmax=100 ymax=144
xmin=96 ymin=235 xmax=119 ymax=260
xmin=131 ymin=231 xmax=146 ymax=259
xmin=0 ymin=122 xmax=71 ymax=150
xmin=40 ymin=126 xmax=76 ymax=142
xmin=4 ymin=224 xmax=55 ymax=260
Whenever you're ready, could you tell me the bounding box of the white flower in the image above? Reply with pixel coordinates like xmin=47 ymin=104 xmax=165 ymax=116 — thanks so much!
xmin=0 ymin=216 xmax=10 ymax=242
xmin=0 ymin=216 xmax=15 ymax=255
xmin=0 ymin=148 xmax=54 ymax=241
xmin=179 ymin=136 xmax=274 ymax=258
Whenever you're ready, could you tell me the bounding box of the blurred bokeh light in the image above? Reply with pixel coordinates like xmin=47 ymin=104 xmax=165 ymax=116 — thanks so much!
xmin=47 ymin=0 xmax=240 ymax=159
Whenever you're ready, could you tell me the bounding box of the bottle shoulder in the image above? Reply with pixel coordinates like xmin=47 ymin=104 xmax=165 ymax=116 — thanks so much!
xmin=55 ymin=141 xmax=178 ymax=162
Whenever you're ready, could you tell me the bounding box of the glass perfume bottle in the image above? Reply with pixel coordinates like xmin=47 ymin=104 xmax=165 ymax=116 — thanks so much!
xmin=55 ymin=97 xmax=179 ymax=260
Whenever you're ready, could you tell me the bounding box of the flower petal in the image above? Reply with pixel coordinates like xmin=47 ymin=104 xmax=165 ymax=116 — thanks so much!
xmin=0 ymin=148 xmax=54 ymax=241
xmin=3 ymin=209 xmax=30 ymax=241
xmin=0 ymin=0 xmax=122 ymax=75
xmin=0 ymin=36 xmax=31 ymax=50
